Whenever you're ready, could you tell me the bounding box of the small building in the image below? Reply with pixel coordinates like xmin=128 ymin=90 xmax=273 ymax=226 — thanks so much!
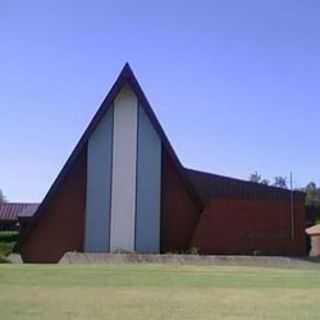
xmin=0 ymin=203 xmax=39 ymax=231
xmin=306 ymin=225 xmax=320 ymax=256
xmin=16 ymin=64 xmax=306 ymax=263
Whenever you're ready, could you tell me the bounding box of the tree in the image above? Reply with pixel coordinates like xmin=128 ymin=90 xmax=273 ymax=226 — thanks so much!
xmin=249 ymin=172 xmax=269 ymax=185
xmin=249 ymin=172 xmax=290 ymax=189
xmin=302 ymin=182 xmax=320 ymax=206
xmin=249 ymin=171 xmax=261 ymax=183
xmin=273 ymin=176 xmax=288 ymax=189
xmin=0 ymin=189 xmax=5 ymax=204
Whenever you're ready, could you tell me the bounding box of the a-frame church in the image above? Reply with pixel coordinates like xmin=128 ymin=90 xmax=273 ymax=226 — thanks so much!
xmin=16 ymin=64 xmax=306 ymax=262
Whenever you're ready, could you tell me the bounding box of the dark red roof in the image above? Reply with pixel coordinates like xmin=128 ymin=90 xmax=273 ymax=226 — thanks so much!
xmin=186 ymin=168 xmax=305 ymax=203
xmin=0 ymin=203 xmax=39 ymax=221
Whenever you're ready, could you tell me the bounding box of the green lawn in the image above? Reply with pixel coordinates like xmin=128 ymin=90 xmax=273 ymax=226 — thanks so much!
xmin=0 ymin=264 xmax=320 ymax=319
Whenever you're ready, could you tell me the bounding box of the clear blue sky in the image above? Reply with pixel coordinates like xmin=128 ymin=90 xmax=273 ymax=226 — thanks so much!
xmin=1 ymin=1 xmax=319 ymax=202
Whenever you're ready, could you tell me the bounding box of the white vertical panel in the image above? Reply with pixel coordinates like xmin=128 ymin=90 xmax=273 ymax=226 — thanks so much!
xmin=110 ymin=86 xmax=138 ymax=252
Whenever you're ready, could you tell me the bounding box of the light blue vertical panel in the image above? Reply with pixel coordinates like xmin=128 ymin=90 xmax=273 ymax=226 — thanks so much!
xmin=135 ymin=105 xmax=162 ymax=253
xmin=84 ymin=106 xmax=113 ymax=252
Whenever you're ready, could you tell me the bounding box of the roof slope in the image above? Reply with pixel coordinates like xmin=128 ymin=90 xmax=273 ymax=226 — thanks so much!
xmin=186 ymin=168 xmax=305 ymax=203
xmin=0 ymin=203 xmax=39 ymax=221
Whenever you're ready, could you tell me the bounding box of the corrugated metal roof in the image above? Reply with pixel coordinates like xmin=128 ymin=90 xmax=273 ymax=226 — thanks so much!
xmin=18 ymin=204 xmax=40 ymax=218
xmin=0 ymin=203 xmax=39 ymax=221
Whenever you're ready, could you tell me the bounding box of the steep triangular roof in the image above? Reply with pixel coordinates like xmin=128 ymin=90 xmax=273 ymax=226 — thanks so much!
xmin=16 ymin=63 xmax=202 ymax=250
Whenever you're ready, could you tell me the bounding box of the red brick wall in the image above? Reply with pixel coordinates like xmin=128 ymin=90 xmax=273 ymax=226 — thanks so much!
xmin=191 ymin=198 xmax=306 ymax=256
xmin=160 ymin=149 xmax=201 ymax=253
xmin=20 ymin=148 xmax=87 ymax=263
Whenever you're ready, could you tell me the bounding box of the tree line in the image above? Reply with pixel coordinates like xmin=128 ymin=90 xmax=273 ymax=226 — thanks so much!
xmin=249 ymin=171 xmax=288 ymax=189
xmin=249 ymin=171 xmax=320 ymax=207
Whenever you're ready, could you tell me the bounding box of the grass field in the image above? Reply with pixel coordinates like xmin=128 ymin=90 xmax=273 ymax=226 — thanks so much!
xmin=0 ymin=264 xmax=320 ymax=319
